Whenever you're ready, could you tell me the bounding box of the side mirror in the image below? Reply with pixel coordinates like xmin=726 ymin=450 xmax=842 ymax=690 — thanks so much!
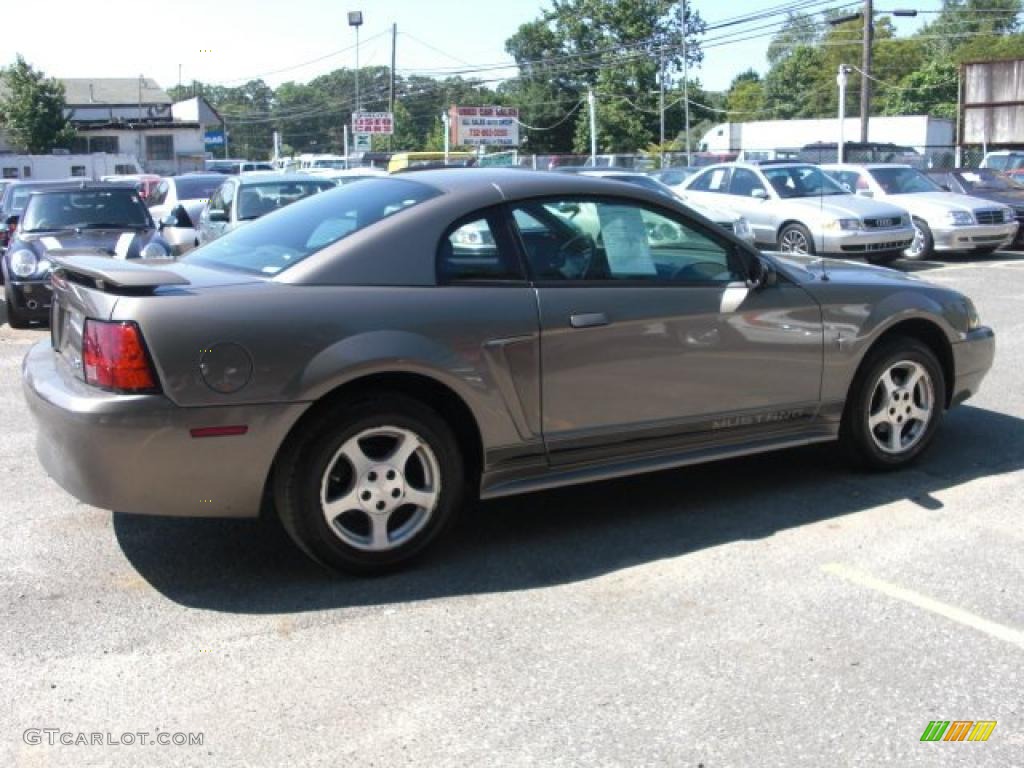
xmin=747 ymin=257 xmax=777 ymax=290
xmin=940 ymin=184 xmax=951 ymax=192
xmin=752 ymin=188 xmax=769 ymax=200
xmin=856 ymin=188 xmax=874 ymax=198
xmin=208 ymin=209 xmax=229 ymax=223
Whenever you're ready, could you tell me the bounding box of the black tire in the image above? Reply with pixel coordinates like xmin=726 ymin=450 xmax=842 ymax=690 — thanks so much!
xmin=4 ymin=285 xmax=30 ymax=329
xmin=274 ymin=393 xmax=466 ymax=575
xmin=840 ymin=337 xmax=946 ymax=470
xmin=778 ymin=223 xmax=816 ymax=255
xmin=903 ymin=217 xmax=934 ymax=261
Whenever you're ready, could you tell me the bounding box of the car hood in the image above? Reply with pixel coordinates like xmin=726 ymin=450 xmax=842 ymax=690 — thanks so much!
xmin=886 ymin=191 xmax=1008 ymax=216
xmin=782 ymin=194 xmax=907 ymax=220
xmin=14 ymin=229 xmax=160 ymax=259
xmin=767 ymin=252 xmax=929 ymax=288
xmin=960 ymin=188 xmax=1024 ymax=209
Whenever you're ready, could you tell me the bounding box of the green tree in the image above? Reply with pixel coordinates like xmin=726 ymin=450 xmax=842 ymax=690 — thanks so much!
xmin=879 ymin=59 xmax=958 ymax=119
xmin=0 ymin=55 xmax=75 ymax=153
xmin=725 ymin=70 xmax=765 ymax=117
xmin=766 ymin=12 xmax=821 ymax=66
xmin=763 ymin=46 xmax=829 ymax=119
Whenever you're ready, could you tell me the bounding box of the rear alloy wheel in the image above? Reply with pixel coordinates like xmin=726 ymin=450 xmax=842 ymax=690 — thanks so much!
xmin=903 ymin=218 xmax=934 ymax=261
xmin=778 ymin=223 xmax=816 ymax=255
xmin=275 ymin=394 xmax=465 ymax=574
xmin=841 ymin=338 xmax=945 ymax=469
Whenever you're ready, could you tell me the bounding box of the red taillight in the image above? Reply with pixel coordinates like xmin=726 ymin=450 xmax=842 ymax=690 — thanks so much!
xmin=82 ymin=320 xmax=159 ymax=392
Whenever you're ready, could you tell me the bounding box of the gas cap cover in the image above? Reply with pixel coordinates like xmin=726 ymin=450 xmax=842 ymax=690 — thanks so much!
xmin=199 ymin=343 xmax=253 ymax=394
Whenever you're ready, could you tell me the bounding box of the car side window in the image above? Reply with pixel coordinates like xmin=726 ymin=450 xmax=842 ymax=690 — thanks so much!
xmin=728 ymin=168 xmax=767 ymax=198
xmin=688 ymin=168 xmax=730 ymax=194
xmin=208 ymin=186 xmax=226 ymax=214
xmin=511 ymin=198 xmax=744 ymax=285
xmin=437 ymin=209 xmax=524 ymax=283
xmin=149 ymin=181 xmax=169 ymax=207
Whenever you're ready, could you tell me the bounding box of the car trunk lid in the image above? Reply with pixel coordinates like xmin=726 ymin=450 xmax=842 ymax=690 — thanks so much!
xmin=49 ymin=252 xmax=262 ymax=381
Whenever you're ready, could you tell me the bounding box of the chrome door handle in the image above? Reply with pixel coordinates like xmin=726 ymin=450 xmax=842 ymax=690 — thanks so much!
xmin=570 ymin=312 xmax=610 ymax=328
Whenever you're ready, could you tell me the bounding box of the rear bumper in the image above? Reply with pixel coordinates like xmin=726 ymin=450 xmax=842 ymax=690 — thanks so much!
xmin=950 ymin=326 xmax=995 ymax=407
xmin=22 ymin=340 xmax=308 ymax=518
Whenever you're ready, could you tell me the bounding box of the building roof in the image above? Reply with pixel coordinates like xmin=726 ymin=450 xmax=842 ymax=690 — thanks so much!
xmin=61 ymin=78 xmax=171 ymax=106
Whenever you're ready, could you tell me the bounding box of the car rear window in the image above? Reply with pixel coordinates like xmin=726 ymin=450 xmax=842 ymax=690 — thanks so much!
xmin=174 ymin=177 xmax=222 ymax=200
xmin=185 ymin=178 xmax=440 ymax=275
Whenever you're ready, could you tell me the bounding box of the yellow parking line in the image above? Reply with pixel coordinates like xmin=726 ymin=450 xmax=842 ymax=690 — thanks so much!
xmin=822 ymin=563 xmax=1024 ymax=650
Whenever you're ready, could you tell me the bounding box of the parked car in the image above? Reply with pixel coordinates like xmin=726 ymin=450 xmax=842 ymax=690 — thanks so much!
xmin=979 ymin=150 xmax=1024 ymax=175
xmin=2 ymin=183 xmax=170 ymax=327
xmin=682 ymin=162 xmax=914 ymax=263
xmin=649 ymin=167 xmax=698 ymax=191
xmin=927 ymin=168 xmax=1024 ymax=246
xmin=302 ymin=167 xmax=389 ymax=186
xmin=197 ymin=174 xmax=336 ymax=245
xmin=0 ymin=179 xmax=82 ymax=257
xmin=147 ymin=174 xmax=226 ymax=255
xmin=24 ymin=170 xmax=993 ymax=573
xmin=823 ymin=164 xmax=1018 ymax=260
xmin=100 ymin=173 xmax=162 ymax=201
xmin=568 ymin=169 xmax=755 ymax=245
xmin=206 ymin=160 xmax=274 ymax=175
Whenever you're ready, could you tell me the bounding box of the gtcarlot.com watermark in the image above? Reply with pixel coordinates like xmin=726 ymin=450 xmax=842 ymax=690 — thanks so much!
xmin=24 ymin=728 xmax=203 ymax=747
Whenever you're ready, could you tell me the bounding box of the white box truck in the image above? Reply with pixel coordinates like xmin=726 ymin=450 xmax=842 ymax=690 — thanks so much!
xmin=0 ymin=153 xmax=142 ymax=181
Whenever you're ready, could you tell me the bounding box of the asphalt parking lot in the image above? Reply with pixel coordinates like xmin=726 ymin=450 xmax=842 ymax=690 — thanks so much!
xmin=1 ymin=253 xmax=1022 ymax=767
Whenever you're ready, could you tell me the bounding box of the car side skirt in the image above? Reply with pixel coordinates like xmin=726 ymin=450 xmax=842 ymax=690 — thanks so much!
xmin=480 ymin=422 xmax=839 ymax=499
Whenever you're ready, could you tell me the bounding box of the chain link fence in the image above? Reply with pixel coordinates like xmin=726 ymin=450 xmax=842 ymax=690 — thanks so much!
xmin=497 ymin=146 xmax=993 ymax=172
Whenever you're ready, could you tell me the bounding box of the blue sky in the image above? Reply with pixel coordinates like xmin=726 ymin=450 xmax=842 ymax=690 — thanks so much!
xmin=5 ymin=0 xmax=934 ymax=94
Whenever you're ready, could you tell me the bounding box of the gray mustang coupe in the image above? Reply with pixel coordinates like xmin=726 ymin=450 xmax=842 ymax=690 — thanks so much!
xmin=23 ymin=170 xmax=994 ymax=574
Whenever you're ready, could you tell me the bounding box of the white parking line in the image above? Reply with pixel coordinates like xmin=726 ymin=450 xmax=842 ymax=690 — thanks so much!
xmin=822 ymin=563 xmax=1024 ymax=650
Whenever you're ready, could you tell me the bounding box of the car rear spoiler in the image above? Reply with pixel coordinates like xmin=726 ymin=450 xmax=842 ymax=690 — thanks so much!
xmin=52 ymin=252 xmax=191 ymax=291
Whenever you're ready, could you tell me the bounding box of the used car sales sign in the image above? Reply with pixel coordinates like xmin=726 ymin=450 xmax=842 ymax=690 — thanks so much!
xmin=352 ymin=111 xmax=394 ymax=135
xmin=451 ymin=106 xmax=520 ymax=147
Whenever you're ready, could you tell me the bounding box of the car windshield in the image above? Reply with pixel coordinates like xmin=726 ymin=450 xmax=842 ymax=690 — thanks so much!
xmin=174 ymin=176 xmax=223 ymax=200
xmin=185 ymin=178 xmax=440 ymax=275
xmin=869 ymin=167 xmax=942 ymax=195
xmin=762 ymin=166 xmax=847 ymax=198
xmin=954 ymin=170 xmax=1022 ymax=192
xmin=235 ymin=180 xmax=336 ymax=220
xmin=21 ymin=189 xmax=151 ymax=231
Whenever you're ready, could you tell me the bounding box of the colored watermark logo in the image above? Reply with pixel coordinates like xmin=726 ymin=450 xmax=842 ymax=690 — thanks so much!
xmin=920 ymin=720 xmax=997 ymax=742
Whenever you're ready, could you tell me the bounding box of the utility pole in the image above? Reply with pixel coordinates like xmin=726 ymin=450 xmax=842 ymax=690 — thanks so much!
xmin=860 ymin=0 xmax=873 ymax=142
xmin=390 ymin=23 xmax=397 ymax=152
xmin=587 ymin=88 xmax=597 ymax=164
xmin=837 ymin=65 xmax=849 ymax=163
xmin=659 ymin=49 xmax=666 ymax=168
xmin=680 ymin=0 xmax=691 ymax=165
xmin=138 ymin=75 xmax=144 ymax=165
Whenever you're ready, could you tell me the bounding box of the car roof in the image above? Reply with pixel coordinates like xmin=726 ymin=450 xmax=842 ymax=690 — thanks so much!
xmin=22 ymin=182 xmax=141 ymax=194
xmin=823 ymin=163 xmax=914 ymax=169
xmin=386 ymin=167 xmax=676 ymax=201
xmin=234 ymin=173 xmax=332 ymax=186
xmin=695 ymin=162 xmax=816 ymax=173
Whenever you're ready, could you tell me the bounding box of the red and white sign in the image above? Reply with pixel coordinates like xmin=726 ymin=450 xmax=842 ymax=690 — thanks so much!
xmin=352 ymin=111 xmax=394 ymax=135
xmin=450 ymin=106 xmax=520 ymax=147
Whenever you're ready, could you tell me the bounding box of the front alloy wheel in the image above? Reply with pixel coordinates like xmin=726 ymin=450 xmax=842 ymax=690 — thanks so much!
xmin=778 ymin=224 xmax=815 ymax=255
xmin=841 ymin=337 xmax=945 ymax=469
xmin=866 ymin=361 xmax=934 ymax=455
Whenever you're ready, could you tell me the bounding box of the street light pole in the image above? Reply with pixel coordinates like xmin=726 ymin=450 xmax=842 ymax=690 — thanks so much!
xmin=837 ymin=65 xmax=849 ymax=162
xmin=348 ymin=11 xmax=364 ymax=113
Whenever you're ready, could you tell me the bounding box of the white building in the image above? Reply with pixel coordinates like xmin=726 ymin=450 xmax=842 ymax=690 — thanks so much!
xmin=0 ymin=77 xmax=224 ymax=175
